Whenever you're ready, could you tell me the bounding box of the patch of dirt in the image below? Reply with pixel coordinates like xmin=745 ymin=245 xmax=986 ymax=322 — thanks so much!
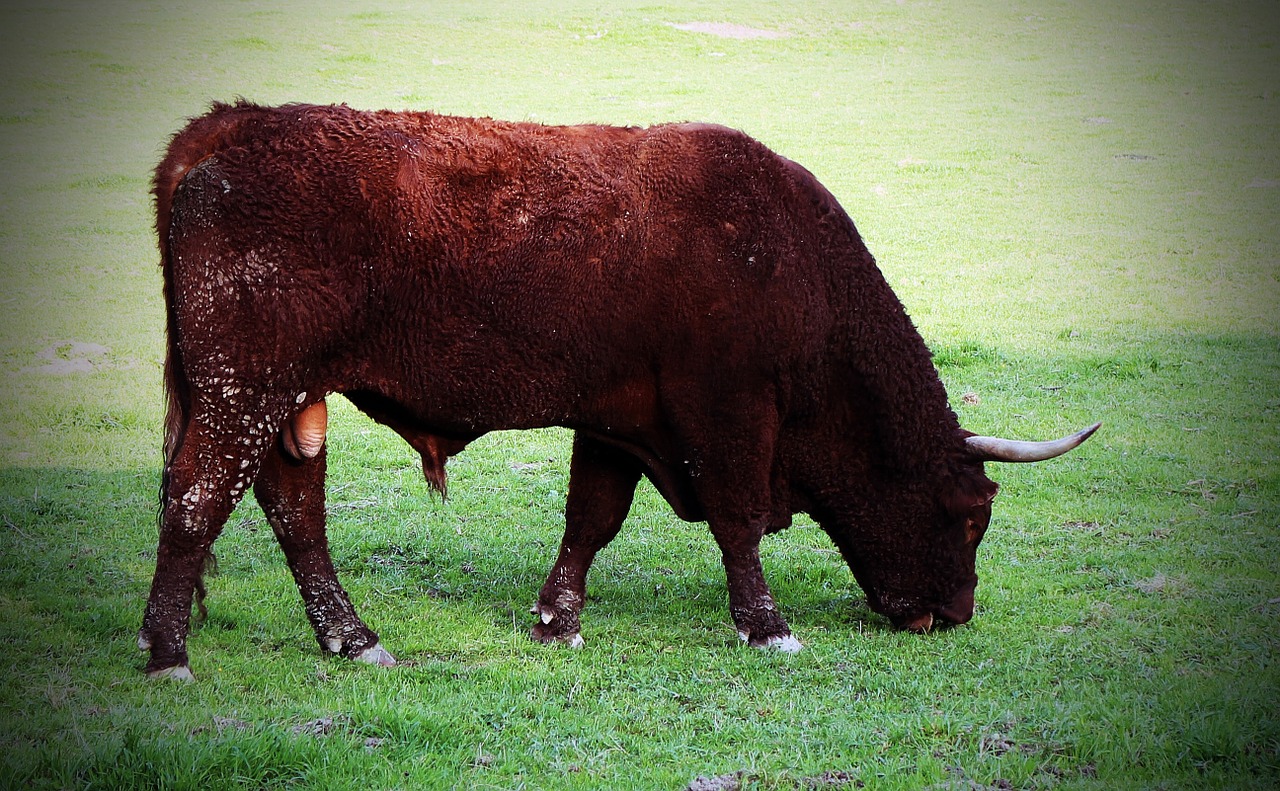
xmin=1134 ymin=572 xmax=1188 ymax=595
xmin=670 ymin=22 xmax=788 ymax=40
xmin=688 ymin=770 xmax=862 ymax=790
xmin=687 ymin=773 xmax=744 ymax=791
xmin=213 ymin=716 xmax=251 ymax=734
xmin=979 ymin=731 xmax=1014 ymax=757
xmin=190 ymin=715 xmax=251 ymax=735
xmin=292 ymin=716 xmax=341 ymax=736
xmin=26 ymin=341 xmax=124 ymax=375
xmin=40 ymin=341 xmax=109 ymax=360
xmin=929 ymin=767 xmax=1013 ymax=791
xmin=36 ymin=358 xmax=97 ymax=374
xmin=1063 ymin=520 xmax=1100 ymax=530
xmin=802 ymin=770 xmax=862 ymax=787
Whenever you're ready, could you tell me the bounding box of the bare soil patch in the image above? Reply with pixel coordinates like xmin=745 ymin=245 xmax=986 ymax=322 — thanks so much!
xmin=687 ymin=773 xmax=744 ymax=791
xmin=27 ymin=341 xmax=112 ymax=374
xmin=670 ymin=22 xmax=788 ymax=40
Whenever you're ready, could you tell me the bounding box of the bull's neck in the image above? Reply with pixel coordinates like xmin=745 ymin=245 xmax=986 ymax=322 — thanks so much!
xmin=838 ymin=262 xmax=962 ymax=475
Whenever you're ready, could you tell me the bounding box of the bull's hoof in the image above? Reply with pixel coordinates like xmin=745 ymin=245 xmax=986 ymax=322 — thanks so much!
xmin=762 ymin=634 xmax=804 ymax=653
xmin=146 ymin=664 xmax=195 ymax=682
xmin=532 ymin=625 xmax=586 ymax=648
xmin=352 ymin=642 xmax=397 ymax=667
xmin=739 ymin=631 xmax=804 ymax=653
xmin=530 ymin=601 xmax=585 ymax=647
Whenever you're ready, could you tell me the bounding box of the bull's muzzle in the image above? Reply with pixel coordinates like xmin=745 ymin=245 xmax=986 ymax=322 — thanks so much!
xmin=899 ymin=612 xmax=936 ymax=633
xmin=937 ymin=578 xmax=976 ymax=626
xmin=893 ymin=580 xmax=976 ymax=633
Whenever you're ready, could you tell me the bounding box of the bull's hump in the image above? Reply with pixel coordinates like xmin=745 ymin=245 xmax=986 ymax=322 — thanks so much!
xmin=673 ymin=121 xmax=741 ymax=136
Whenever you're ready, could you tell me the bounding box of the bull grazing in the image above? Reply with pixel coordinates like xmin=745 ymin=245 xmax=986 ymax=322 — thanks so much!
xmin=140 ymin=101 xmax=1098 ymax=679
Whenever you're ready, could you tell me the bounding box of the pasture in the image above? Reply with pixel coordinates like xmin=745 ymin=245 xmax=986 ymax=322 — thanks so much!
xmin=1 ymin=1 xmax=1276 ymax=788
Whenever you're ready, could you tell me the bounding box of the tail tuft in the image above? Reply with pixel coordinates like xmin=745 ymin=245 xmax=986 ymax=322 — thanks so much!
xmin=191 ymin=551 xmax=219 ymax=626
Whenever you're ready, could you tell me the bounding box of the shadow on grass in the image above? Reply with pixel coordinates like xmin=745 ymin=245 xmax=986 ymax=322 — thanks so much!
xmin=0 ymin=459 xmax=899 ymax=681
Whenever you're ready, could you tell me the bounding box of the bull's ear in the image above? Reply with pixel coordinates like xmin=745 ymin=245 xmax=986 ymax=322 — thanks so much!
xmin=942 ymin=469 xmax=999 ymax=518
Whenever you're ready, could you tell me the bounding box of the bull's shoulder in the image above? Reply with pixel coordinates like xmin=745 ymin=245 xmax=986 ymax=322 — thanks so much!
xmin=651 ymin=121 xmax=769 ymax=159
xmin=667 ymin=121 xmax=750 ymax=139
xmin=633 ymin=122 xmax=820 ymax=212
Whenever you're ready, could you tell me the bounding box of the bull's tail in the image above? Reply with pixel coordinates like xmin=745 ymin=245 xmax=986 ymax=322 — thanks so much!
xmin=157 ymin=279 xmax=188 ymax=527
xmin=154 ymin=101 xmax=266 ymax=619
xmin=158 ymin=285 xmax=213 ymax=620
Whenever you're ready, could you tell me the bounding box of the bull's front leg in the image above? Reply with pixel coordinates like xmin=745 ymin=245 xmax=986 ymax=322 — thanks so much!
xmin=708 ymin=518 xmax=801 ymax=652
xmin=683 ymin=398 xmax=802 ymax=652
xmin=531 ymin=434 xmax=642 ymax=647
xmin=254 ymin=437 xmax=394 ymax=666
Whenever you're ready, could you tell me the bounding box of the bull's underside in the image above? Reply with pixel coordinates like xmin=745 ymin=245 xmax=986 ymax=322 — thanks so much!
xmin=139 ymin=102 xmax=1096 ymax=679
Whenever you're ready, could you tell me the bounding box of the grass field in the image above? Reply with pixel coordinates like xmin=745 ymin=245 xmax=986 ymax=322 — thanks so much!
xmin=1 ymin=1 xmax=1277 ymax=788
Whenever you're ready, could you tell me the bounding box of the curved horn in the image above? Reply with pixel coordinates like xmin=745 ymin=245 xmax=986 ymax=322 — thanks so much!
xmin=965 ymin=422 xmax=1101 ymax=463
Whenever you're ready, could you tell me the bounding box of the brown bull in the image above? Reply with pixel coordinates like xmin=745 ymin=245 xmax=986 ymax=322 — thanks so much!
xmin=140 ymin=101 xmax=1097 ymax=679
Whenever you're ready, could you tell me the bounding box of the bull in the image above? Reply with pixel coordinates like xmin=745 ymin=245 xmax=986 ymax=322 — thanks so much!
xmin=139 ymin=101 xmax=1098 ymax=679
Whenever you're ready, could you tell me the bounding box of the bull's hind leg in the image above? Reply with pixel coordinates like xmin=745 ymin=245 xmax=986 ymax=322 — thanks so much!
xmin=139 ymin=422 xmax=260 ymax=679
xmin=253 ymin=440 xmax=394 ymax=666
xmin=531 ymin=434 xmax=642 ymax=647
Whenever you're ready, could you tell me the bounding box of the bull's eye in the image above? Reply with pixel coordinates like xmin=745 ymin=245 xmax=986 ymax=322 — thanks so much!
xmin=964 ymin=518 xmax=982 ymax=545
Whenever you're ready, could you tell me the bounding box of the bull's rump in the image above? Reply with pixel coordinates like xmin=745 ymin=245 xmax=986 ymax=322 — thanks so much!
xmin=161 ymin=103 xmax=834 ymax=439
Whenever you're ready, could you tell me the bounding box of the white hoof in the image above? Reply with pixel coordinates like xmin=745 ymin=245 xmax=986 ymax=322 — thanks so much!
xmin=147 ymin=665 xmax=195 ymax=682
xmin=353 ymin=642 xmax=397 ymax=667
xmin=137 ymin=633 xmax=152 ymax=651
xmin=565 ymin=632 xmax=585 ymax=649
xmin=739 ymin=631 xmax=804 ymax=653
xmin=763 ymin=634 xmax=804 ymax=653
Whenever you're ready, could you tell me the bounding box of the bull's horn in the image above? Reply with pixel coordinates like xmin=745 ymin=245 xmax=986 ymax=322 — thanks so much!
xmin=965 ymin=421 xmax=1101 ymax=463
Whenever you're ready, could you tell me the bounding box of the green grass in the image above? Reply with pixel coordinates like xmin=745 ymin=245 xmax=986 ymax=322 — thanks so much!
xmin=1 ymin=1 xmax=1277 ymax=788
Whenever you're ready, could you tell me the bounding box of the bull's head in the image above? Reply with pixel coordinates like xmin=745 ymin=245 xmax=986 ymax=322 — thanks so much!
xmin=837 ymin=422 xmax=1100 ymax=633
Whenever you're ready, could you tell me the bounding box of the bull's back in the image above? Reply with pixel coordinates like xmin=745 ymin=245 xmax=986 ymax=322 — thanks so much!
xmin=388 ymin=119 xmax=829 ymax=417
xmin=160 ymin=104 xmax=836 ymax=432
